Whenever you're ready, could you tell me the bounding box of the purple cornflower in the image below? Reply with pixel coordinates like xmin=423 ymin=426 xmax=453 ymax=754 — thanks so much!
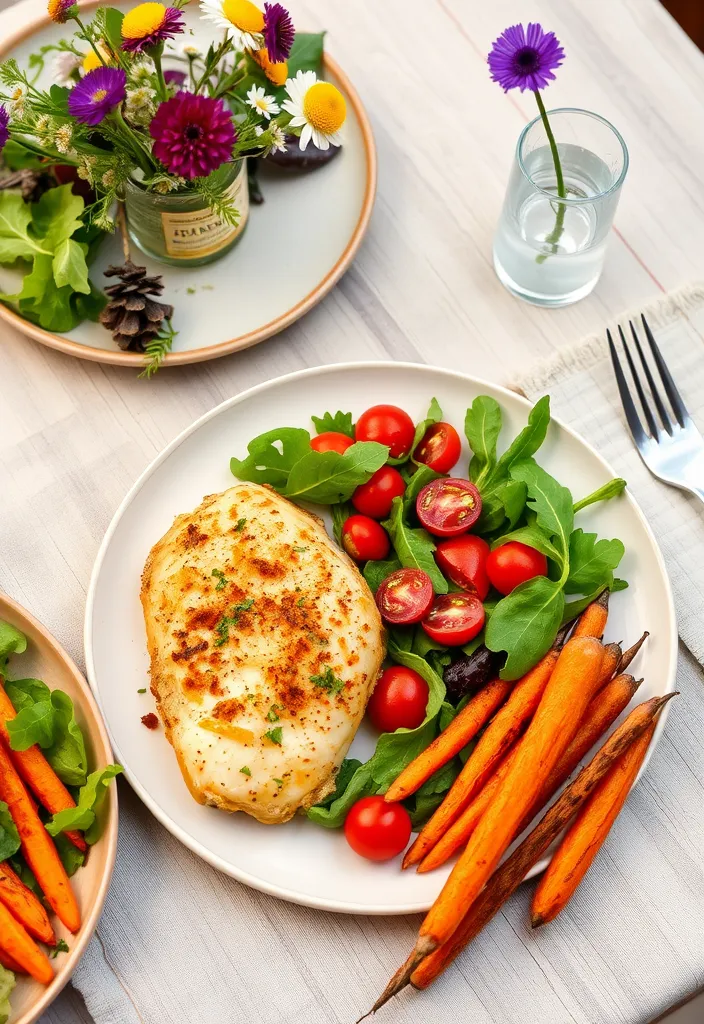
xmin=68 ymin=66 xmax=126 ymax=126
xmin=149 ymin=92 xmax=236 ymax=179
xmin=263 ymin=3 xmax=294 ymax=63
xmin=488 ymin=23 xmax=564 ymax=93
xmin=121 ymin=4 xmax=185 ymax=53
xmin=0 ymin=106 xmax=9 ymax=152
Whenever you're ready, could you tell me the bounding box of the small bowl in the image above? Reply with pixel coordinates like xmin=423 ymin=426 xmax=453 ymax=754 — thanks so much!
xmin=0 ymin=593 xmax=118 ymax=1024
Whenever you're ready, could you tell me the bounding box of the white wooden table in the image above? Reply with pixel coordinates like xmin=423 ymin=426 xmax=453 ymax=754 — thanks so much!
xmin=0 ymin=0 xmax=703 ymax=1020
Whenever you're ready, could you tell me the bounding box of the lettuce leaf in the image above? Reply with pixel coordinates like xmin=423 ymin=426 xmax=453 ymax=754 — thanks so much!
xmin=0 ymin=963 xmax=15 ymax=1024
xmin=0 ymin=621 xmax=27 ymax=670
xmin=5 ymin=678 xmax=88 ymax=787
xmin=46 ymin=764 xmax=123 ymax=844
xmin=0 ymin=802 xmax=20 ymax=862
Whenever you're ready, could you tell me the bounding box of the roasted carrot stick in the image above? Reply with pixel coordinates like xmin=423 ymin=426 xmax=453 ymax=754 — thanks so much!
xmin=514 ymin=672 xmax=642 ymax=838
xmin=0 ymin=947 xmax=25 ymax=973
xmin=572 ymin=589 xmax=609 ymax=639
xmin=367 ymin=693 xmax=676 ymax=1014
xmin=0 ymin=680 xmax=86 ymax=853
xmin=403 ymin=644 xmax=563 ymax=868
xmin=385 ymin=677 xmax=512 ymax=806
xmin=0 ymin=860 xmax=55 ymax=946
xmin=531 ymin=720 xmax=656 ymax=927
xmin=0 ymin=901 xmax=53 ymax=984
xmin=415 ymin=636 xmax=606 ymax=955
xmin=616 ymin=632 xmax=649 ymax=675
xmin=0 ymin=740 xmax=80 ymax=934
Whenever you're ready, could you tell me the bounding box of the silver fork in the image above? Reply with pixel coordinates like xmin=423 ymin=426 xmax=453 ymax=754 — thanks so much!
xmin=608 ymin=314 xmax=704 ymax=504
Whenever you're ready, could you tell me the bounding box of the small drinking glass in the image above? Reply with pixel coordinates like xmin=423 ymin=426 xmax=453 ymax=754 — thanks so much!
xmin=493 ymin=108 xmax=629 ymax=307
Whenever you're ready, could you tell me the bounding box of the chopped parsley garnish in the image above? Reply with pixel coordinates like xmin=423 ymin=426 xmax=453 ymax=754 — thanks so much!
xmin=296 ymin=596 xmax=306 ymax=607
xmin=212 ymin=568 xmax=228 ymax=591
xmin=234 ymin=517 xmax=247 ymax=532
xmin=293 ymin=545 xmax=308 ymax=553
xmin=214 ymin=599 xmax=255 ymax=646
xmin=245 ymin=693 xmax=256 ymax=702
xmin=310 ymin=666 xmax=345 ymax=694
xmin=50 ymin=938 xmax=70 ymax=958
xmin=240 ymin=765 xmax=252 ymax=777
xmin=266 ymin=705 xmax=281 ymax=723
xmin=137 ymin=688 xmax=146 ymax=694
xmin=273 ymin=778 xmax=284 ymax=787
xmin=264 ymin=726 xmax=283 ymax=746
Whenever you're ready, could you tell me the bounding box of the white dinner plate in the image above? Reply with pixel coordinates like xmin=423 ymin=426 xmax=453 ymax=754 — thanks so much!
xmin=84 ymin=363 xmax=677 ymax=914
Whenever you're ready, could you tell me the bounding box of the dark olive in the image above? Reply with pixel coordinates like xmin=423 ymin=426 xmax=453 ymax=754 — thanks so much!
xmin=266 ymin=137 xmax=342 ymax=172
xmin=443 ymin=646 xmax=504 ymax=703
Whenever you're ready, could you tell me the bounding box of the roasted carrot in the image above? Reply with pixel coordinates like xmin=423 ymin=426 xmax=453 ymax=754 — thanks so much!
xmin=531 ymin=720 xmax=656 ymax=927
xmin=572 ymin=589 xmax=609 ymax=639
xmin=404 ymin=645 xmax=563 ymax=868
xmin=386 ymin=677 xmax=512 ymax=807
xmin=367 ymin=693 xmax=676 ymax=1014
xmin=415 ymin=636 xmax=606 ymax=955
xmin=0 ymin=860 xmax=55 ymax=945
xmin=0 ymin=901 xmax=53 ymax=984
xmin=616 ymin=632 xmax=649 ymax=675
xmin=0 ymin=740 xmax=81 ymax=933
xmin=514 ymin=672 xmax=641 ymax=838
xmin=0 ymin=679 xmax=86 ymax=853
xmin=0 ymin=947 xmax=25 ymax=973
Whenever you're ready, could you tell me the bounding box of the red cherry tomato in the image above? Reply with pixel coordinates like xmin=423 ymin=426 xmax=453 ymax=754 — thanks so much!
xmin=310 ymin=432 xmax=354 ymax=454
xmin=376 ymin=568 xmax=434 ymax=625
xmin=355 ymin=404 xmax=415 ymax=460
xmin=344 ymin=795 xmax=412 ymax=861
xmin=341 ymin=515 xmax=390 ymax=562
xmin=421 ymin=593 xmax=485 ymax=646
xmin=435 ymin=535 xmax=491 ymax=600
xmin=486 ymin=541 xmax=548 ymax=596
xmin=367 ymin=666 xmax=429 ymax=732
xmin=413 ymin=422 xmax=462 ymax=475
xmin=351 ymin=466 xmax=405 ymax=519
xmin=416 ymin=478 xmax=482 ymax=537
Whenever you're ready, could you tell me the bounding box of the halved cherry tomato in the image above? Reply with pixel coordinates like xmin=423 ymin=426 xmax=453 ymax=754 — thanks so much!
xmin=341 ymin=515 xmax=390 ymax=562
xmin=355 ymin=404 xmax=415 ymax=460
xmin=416 ymin=478 xmax=482 ymax=537
xmin=421 ymin=593 xmax=485 ymax=646
xmin=375 ymin=568 xmax=434 ymax=625
xmin=310 ymin=431 xmax=354 ymax=454
xmin=435 ymin=535 xmax=491 ymax=600
xmin=367 ymin=666 xmax=429 ymax=732
xmin=486 ymin=541 xmax=548 ymax=596
xmin=413 ymin=422 xmax=462 ymax=475
xmin=351 ymin=466 xmax=405 ymax=519
xmin=344 ymin=795 xmax=411 ymax=861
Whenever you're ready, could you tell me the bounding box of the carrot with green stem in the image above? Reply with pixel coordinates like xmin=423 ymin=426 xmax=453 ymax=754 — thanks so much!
xmin=0 ymin=901 xmax=53 ymax=984
xmin=0 ymin=860 xmax=56 ymax=945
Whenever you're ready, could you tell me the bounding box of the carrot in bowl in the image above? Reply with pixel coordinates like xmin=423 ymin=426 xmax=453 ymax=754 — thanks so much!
xmin=0 ymin=901 xmax=53 ymax=985
xmin=0 ymin=860 xmax=55 ymax=946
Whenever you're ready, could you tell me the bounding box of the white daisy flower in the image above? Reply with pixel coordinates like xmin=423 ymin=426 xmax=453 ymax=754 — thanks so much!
xmin=52 ymin=49 xmax=82 ymax=86
xmin=180 ymin=41 xmax=202 ymax=57
xmin=199 ymin=0 xmax=264 ymax=52
xmin=246 ymin=84 xmax=280 ymax=120
xmin=281 ymin=70 xmax=347 ymax=151
xmin=268 ymin=122 xmax=287 ymax=153
xmin=9 ymin=85 xmax=26 ymax=117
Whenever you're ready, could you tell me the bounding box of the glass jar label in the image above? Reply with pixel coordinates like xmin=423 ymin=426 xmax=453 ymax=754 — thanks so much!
xmin=161 ymin=162 xmax=249 ymax=259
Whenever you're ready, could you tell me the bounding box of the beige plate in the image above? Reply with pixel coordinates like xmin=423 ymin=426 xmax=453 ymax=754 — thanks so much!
xmin=0 ymin=0 xmax=377 ymax=367
xmin=0 ymin=592 xmax=118 ymax=1024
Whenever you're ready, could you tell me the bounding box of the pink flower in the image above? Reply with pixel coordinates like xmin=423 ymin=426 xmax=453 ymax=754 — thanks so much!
xmin=149 ymin=91 xmax=236 ymax=179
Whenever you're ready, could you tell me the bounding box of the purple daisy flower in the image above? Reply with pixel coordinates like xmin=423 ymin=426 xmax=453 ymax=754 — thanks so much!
xmin=263 ymin=3 xmax=294 ymax=64
xmin=0 ymin=106 xmax=9 ymax=152
xmin=122 ymin=6 xmax=185 ymax=53
xmin=68 ymin=66 xmax=127 ymax=126
xmin=149 ymin=92 xmax=236 ymax=179
xmin=488 ymin=23 xmax=564 ymax=93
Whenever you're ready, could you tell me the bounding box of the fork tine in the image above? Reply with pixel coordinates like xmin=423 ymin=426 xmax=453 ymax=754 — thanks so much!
xmin=618 ymin=324 xmax=660 ymax=439
xmin=641 ymin=314 xmax=689 ymax=428
xmin=607 ymin=328 xmax=649 ymax=448
xmin=629 ymin=320 xmax=672 ymax=435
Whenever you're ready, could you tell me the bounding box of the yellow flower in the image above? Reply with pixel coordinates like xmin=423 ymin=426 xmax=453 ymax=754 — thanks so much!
xmin=282 ymin=70 xmax=346 ymax=151
xmin=82 ymin=42 xmax=113 ymax=73
xmin=122 ymin=2 xmax=168 ymax=40
xmin=200 ymin=0 xmax=265 ymax=50
xmin=251 ymin=46 xmax=287 ymax=86
xmin=47 ymin=0 xmax=77 ymax=25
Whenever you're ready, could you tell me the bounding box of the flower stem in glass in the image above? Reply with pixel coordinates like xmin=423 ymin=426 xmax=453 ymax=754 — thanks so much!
xmin=73 ymin=16 xmax=108 ymax=69
xmin=533 ymin=89 xmax=566 ymax=264
xmin=151 ymin=44 xmax=168 ymax=101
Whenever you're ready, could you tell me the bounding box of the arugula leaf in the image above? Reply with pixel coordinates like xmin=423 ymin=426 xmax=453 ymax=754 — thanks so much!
xmin=230 ymin=427 xmax=312 ymax=489
xmin=573 ymin=478 xmax=627 ymax=514
xmin=52 ymin=238 xmax=90 ymax=294
xmin=496 ymin=396 xmax=551 ymax=473
xmin=491 ymin=524 xmax=562 ymax=563
xmin=465 ymin=395 xmax=502 ymax=490
xmin=330 ymin=501 xmax=352 ymax=545
xmin=408 ymin=397 xmax=443 ymax=465
xmin=0 ymin=192 xmax=50 ymax=263
xmin=0 ymin=962 xmax=15 ymax=1024
xmin=383 ymin=497 xmax=448 ymax=594
xmin=362 ymin=556 xmax=402 ymax=594
xmin=486 ymin=576 xmax=565 ymax=680
xmin=510 ymin=458 xmax=573 ymax=576
xmin=565 ymin=529 xmax=625 ymax=595
xmin=0 ymin=801 xmax=20 ymax=862
xmin=283 ymin=442 xmax=389 ymax=503
xmin=6 ymin=679 xmax=88 ymax=787
xmin=402 ymin=463 xmax=442 ymax=510
xmin=46 ymin=764 xmax=123 ymax=844
xmin=0 ymin=620 xmax=26 ymax=669
xmin=311 ymin=410 xmax=354 ymax=437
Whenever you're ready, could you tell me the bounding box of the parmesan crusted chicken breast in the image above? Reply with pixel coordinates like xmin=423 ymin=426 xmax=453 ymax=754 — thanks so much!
xmin=140 ymin=482 xmax=385 ymax=824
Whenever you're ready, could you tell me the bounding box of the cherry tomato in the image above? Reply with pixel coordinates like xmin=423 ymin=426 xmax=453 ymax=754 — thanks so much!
xmin=413 ymin=422 xmax=462 ymax=475
xmin=341 ymin=515 xmax=390 ymax=562
xmin=344 ymin=795 xmax=412 ymax=861
xmin=435 ymin=535 xmax=491 ymax=600
xmin=367 ymin=666 xmax=429 ymax=732
xmin=355 ymin=404 xmax=415 ymax=460
xmin=376 ymin=568 xmax=434 ymax=625
xmin=486 ymin=541 xmax=548 ymax=596
xmin=352 ymin=466 xmax=406 ymax=519
xmin=416 ymin=478 xmax=482 ymax=537
xmin=310 ymin=431 xmax=354 ymax=454
xmin=421 ymin=593 xmax=485 ymax=646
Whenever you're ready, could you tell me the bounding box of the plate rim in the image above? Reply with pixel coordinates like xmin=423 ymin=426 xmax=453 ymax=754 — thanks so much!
xmin=0 ymin=2 xmax=378 ymax=367
xmin=0 ymin=591 xmax=119 ymax=1024
xmin=83 ymin=360 xmax=678 ymax=915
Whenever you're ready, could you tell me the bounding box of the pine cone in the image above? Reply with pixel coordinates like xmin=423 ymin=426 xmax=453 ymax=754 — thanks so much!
xmin=0 ymin=168 xmax=49 ymax=203
xmin=99 ymin=260 xmax=174 ymax=352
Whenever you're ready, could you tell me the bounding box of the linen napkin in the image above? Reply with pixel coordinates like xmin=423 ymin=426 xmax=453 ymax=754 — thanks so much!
xmin=71 ymin=283 xmax=704 ymax=1024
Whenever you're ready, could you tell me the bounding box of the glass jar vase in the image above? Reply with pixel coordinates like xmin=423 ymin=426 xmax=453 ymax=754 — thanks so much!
xmin=493 ymin=109 xmax=629 ymax=307
xmin=123 ymin=159 xmax=249 ymax=268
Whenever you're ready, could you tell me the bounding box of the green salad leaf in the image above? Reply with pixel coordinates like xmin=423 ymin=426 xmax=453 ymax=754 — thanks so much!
xmin=330 ymin=500 xmax=353 ymax=546
xmin=6 ymin=679 xmax=88 ymax=787
xmin=511 ymin=458 xmax=574 ymax=573
xmin=0 ymin=621 xmax=27 ymax=669
xmin=46 ymin=764 xmax=123 ymax=844
xmin=382 ymin=497 xmax=448 ymax=594
xmin=230 ymin=427 xmax=312 ymax=488
xmin=283 ymin=442 xmax=388 ymax=503
xmin=311 ymin=410 xmax=354 ymax=437
xmin=0 ymin=801 xmax=20 ymax=862
xmin=402 ymin=463 xmax=442 ymax=509
xmin=54 ymin=832 xmax=86 ymax=876
xmin=486 ymin=576 xmax=565 ymax=680
xmin=363 ymin=556 xmax=402 ymax=594
xmin=565 ymin=529 xmax=626 ymax=595
xmin=0 ymin=963 xmax=15 ymax=1024
xmin=403 ymin=397 xmax=442 ymax=467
